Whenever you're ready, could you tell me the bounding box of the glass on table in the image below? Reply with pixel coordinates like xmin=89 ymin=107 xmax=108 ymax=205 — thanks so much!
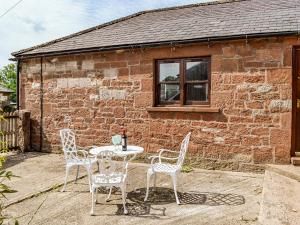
xmin=112 ymin=135 xmax=122 ymax=150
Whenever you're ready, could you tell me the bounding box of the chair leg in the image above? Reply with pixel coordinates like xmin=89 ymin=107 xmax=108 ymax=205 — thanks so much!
xmin=171 ymin=173 xmax=180 ymax=205
xmin=105 ymin=186 xmax=113 ymax=202
xmin=96 ymin=161 xmax=100 ymax=172
xmin=95 ymin=188 xmax=98 ymax=203
xmin=75 ymin=165 xmax=80 ymax=183
xmin=90 ymin=187 xmax=95 ymax=216
xmin=61 ymin=166 xmax=70 ymax=192
xmin=85 ymin=165 xmax=92 ymax=193
xmin=121 ymin=185 xmax=127 ymax=214
xmin=144 ymin=170 xmax=153 ymax=201
xmin=153 ymin=173 xmax=156 ymax=190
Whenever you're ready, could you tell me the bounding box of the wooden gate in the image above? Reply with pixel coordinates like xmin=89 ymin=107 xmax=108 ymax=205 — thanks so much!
xmin=0 ymin=112 xmax=18 ymax=151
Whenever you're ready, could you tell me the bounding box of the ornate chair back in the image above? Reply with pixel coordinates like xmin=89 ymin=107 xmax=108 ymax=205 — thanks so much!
xmin=176 ymin=132 xmax=192 ymax=167
xmin=96 ymin=150 xmax=128 ymax=183
xmin=60 ymin=129 xmax=78 ymax=162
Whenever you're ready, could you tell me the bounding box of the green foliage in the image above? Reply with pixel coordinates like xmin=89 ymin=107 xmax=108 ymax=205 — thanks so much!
xmin=0 ymin=63 xmax=17 ymax=103
xmin=181 ymin=164 xmax=193 ymax=173
xmin=0 ymin=109 xmax=18 ymax=225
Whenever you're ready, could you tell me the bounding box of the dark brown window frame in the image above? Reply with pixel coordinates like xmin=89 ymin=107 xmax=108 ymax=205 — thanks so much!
xmin=154 ymin=56 xmax=211 ymax=107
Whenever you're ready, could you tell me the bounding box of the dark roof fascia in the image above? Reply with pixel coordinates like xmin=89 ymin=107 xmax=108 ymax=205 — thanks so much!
xmin=12 ymin=31 xmax=299 ymax=60
xmin=11 ymin=0 xmax=246 ymax=57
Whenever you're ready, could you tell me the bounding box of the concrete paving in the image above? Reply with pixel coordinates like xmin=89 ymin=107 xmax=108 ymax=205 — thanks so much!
xmin=2 ymin=152 xmax=264 ymax=225
xmin=3 ymin=152 xmax=73 ymax=206
xmin=259 ymin=166 xmax=300 ymax=225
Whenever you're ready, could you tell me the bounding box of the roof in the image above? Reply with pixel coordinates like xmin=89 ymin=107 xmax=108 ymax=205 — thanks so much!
xmin=12 ymin=0 xmax=300 ymax=57
xmin=0 ymin=85 xmax=13 ymax=93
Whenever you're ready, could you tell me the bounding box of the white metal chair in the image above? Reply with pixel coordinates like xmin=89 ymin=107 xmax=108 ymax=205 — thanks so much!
xmin=60 ymin=129 xmax=98 ymax=192
xmin=144 ymin=132 xmax=191 ymax=205
xmin=90 ymin=150 xmax=129 ymax=215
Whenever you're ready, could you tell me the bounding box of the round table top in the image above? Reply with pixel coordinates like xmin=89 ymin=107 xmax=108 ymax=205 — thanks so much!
xmin=90 ymin=145 xmax=144 ymax=157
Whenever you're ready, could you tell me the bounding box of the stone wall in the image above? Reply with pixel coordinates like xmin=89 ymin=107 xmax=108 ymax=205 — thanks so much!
xmin=19 ymin=36 xmax=299 ymax=171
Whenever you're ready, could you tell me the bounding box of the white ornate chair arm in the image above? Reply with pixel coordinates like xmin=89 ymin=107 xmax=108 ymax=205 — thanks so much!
xmin=149 ymin=155 xmax=178 ymax=165
xmin=76 ymin=150 xmax=91 ymax=164
xmin=158 ymin=149 xmax=179 ymax=163
xmin=149 ymin=155 xmax=160 ymax=164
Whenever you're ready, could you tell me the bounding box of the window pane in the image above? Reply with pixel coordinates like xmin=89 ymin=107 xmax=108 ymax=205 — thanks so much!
xmin=186 ymin=83 xmax=208 ymax=101
xmin=186 ymin=61 xmax=208 ymax=81
xmin=159 ymin=62 xmax=180 ymax=82
xmin=160 ymin=84 xmax=180 ymax=102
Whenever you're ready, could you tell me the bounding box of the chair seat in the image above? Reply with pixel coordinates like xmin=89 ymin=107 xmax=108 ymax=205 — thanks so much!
xmin=151 ymin=163 xmax=179 ymax=173
xmin=67 ymin=158 xmax=98 ymax=166
xmin=92 ymin=173 xmax=124 ymax=185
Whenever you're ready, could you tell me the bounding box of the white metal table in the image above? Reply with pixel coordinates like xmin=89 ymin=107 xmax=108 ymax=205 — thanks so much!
xmin=89 ymin=145 xmax=144 ymax=161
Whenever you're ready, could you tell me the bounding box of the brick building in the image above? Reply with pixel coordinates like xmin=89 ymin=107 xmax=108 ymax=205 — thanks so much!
xmin=11 ymin=0 xmax=300 ymax=170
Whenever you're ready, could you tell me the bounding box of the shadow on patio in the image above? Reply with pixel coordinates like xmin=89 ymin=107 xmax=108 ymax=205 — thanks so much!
xmin=114 ymin=187 xmax=245 ymax=216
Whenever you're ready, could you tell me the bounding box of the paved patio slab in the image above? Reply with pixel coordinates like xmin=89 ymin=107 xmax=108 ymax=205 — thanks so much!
xmin=2 ymin=152 xmax=263 ymax=225
xmin=259 ymin=165 xmax=300 ymax=225
xmin=3 ymin=152 xmax=88 ymax=206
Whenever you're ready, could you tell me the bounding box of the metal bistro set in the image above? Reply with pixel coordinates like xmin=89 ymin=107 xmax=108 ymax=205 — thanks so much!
xmin=59 ymin=129 xmax=191 ymax=215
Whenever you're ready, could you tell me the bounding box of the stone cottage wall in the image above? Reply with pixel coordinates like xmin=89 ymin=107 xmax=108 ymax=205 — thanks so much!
xmin=19 ymin=36 xmax=299 ymax=171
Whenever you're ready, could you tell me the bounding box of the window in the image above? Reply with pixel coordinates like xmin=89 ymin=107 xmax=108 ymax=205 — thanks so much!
xmin=155 ymin=57 xmax=211 ymax=106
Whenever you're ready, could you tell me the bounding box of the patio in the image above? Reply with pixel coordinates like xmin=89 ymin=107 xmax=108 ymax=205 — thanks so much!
xmin=3 ymin=152 xmax=263 ymax=225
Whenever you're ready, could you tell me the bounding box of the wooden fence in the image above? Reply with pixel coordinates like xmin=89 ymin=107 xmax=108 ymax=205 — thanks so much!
xmin=0 ymin=112 xmax=18 ymax=151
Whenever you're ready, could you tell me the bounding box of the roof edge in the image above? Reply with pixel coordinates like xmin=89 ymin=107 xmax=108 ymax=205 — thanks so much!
xmin=12 ymin=31 xmax=298 ymax=60
xmin=12 ymin=0 xmax=246 ymax=57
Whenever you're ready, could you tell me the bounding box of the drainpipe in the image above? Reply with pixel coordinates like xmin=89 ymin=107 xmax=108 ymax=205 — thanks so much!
xmin=16 ymin=59 xmax=20 ymax=109
xmin=40 ymin=57 xmax=43 ymax=152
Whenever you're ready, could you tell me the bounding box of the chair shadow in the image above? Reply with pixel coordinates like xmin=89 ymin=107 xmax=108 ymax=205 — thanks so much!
xmin=115 ymin=203 xmax=167 ymax=218
xmin=114 ymin=187 xmax=244 ymax=217
xmin=127 ymin=186 xmax=245 ymax=207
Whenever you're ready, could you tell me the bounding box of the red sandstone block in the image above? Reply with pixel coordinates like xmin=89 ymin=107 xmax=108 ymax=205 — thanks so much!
xmin=266 ymin=68 xmax=292 ymax=84
xmin=250 ymin=92 xmax=280 ymax=101
xmin=270 ymin=129 xmax=291 ymax=147
xmin=141 ymin=79 xmax=152 ymax=91
xmin=221 ymin=58 xmax=239 ymax=72
xmin=264 ymin=62 xmax=280 ymax=68
xmin=224 ymin=138 xmax=241 ymax=145
xmin=256 ymin=48 xmax=282 ymax=62
xmin=229 ymin=116 xmax=253 ymax=123
xmin=110 ymin=61 xmax=127 ymax=68
xmin=128 ymin=60 xmax=139 ymax=66
xmin=280 ymin=113 xmax=292 ymax=129
xmin=244 ymin=61 xmax=264 ymax=68
xmin=134 ymin=92 xmax=152 ymax=108
xmin=246 ymin=101 xmax=264 ymax=109
xmin=95 ymin=62 xmax=110 ymax=69
xmin=274 ymin=146 xmax=291 ymax=163
xmin=279 ymin=85 xmax=292 ymax=100
xmin=241 ymin=135 xmax=260 ymax=146
xmin=251 ymin=127 xmax=270 ymax=136
xmin=118 ymin=67 xmax=129 ymax=76
xmin=253 ymin=147 xmax=273 ymax=163
xmin=244 ymin=75 xmax=265 ymax=83
xmin=231 ymin=75 xmax=245 ymax=84
xmin=283 ymin=48 xmax=292 ymax=67
xmin=113 ymin=107 xmax=125 ymax=118
xmin=254 ymin=115 xmax=273 ymax=123
xmin=222 ymin=46 xmax=236 ymax=58
xmin=130 ymin=64 xmax=152 ymax=75
xmin=236 ymin=45 xmax=253 ymax=57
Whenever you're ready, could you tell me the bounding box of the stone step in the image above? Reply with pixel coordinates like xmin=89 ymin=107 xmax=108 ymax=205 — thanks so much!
xmin=259 ymin=165 xmax=300 ymax=225
xmin=266 ymin=164 xmax=300 ymax=182
xmin=295 ymin=152 xmax=300 ymax=157
xmin=291 ymin=156 xmax=300 ymax=166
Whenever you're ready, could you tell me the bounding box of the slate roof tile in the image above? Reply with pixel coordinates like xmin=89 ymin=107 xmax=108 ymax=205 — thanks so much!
xmin=12 ymin=0 xmax=300 ymax=57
